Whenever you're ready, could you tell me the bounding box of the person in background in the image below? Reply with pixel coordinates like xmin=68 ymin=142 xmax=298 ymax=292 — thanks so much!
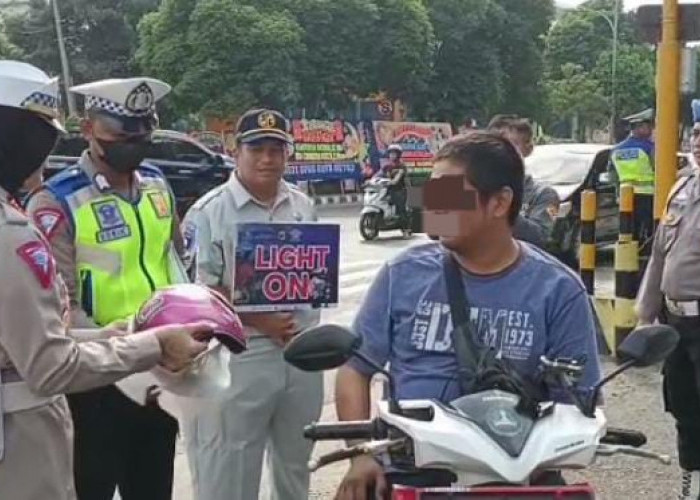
xmin=182 ymin=108 xmax=323 ymax=500
xmin=488 ymin=115 xmax=560 ymax=250
xmin=609 ymin=108 xmax=655 ymax=253
xmin=636 ymin=101 xmax=700 ymax=500
xmin=0 ymin=59 xmax=208 ymax=500
xmin=26 ymin=76 xmax=189 ymax=500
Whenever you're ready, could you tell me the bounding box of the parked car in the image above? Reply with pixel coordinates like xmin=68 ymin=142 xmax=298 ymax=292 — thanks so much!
xmin=44 ymin=129 xmax=234 ymax=217
xmin=525 ymin=144 xmax=617 ymax=267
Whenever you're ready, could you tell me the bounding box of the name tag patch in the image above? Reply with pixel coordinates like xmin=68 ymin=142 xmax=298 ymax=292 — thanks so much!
xmin=148 ymin=192 xmax=171 ymax=219
xmin=92 ymin=200 xmax=131 ymax=243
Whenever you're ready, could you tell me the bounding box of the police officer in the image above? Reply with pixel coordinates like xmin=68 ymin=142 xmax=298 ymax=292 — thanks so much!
xmin=26 ymin=77 xmax=189 ymax=499
xmin=487 ymin=115 xmax=560 ymax=250
xmin=609 ymin=108 xmax=655 ymax=252
xmin=182 ymin=108 xmax=323 ymax=500
xmin=0 ymin=60 xmax=208 ymax=500
xmin=636 ymin=104 xmax=700 ymax=499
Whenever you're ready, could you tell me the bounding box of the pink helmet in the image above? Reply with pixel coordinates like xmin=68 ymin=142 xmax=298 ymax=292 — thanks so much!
xmin=133 ymin=284 xmax=247 ymax=354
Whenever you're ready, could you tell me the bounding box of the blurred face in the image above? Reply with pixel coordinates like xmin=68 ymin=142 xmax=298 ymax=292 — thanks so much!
xmin=389 ymin=151 xmax=401 ymax=163
xmin=691 ymin=125 xmax=700 ymax=165
xmin=423 ymin=159 xmax=513 ymax=252
xmin=504 ymin=129 xmax=534 ymax=158
xmin=235 ymin=138 xmax=288 ymax=190
xmin=635 ymin=123 xmax=653 ymax=140
xmin=82 ymin=116 xmax=152 ymax=174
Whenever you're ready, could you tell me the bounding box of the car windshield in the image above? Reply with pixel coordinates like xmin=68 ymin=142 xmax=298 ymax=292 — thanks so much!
xmin=525 ymin=150 xmax=596 ymax=186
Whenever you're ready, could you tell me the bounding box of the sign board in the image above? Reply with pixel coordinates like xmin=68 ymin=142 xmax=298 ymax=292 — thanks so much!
xmin=637 ymin=4 xmax=700 ymax=43
xmin=285 ymin=120 xmax=364 ymax=182
xmin=371 ymin=121 xmax=453 ymax=174
xmin=233 ymin=222 xmax=340 ymax=312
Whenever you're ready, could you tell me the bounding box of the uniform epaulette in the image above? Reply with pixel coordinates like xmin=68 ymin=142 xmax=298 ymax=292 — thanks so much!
xmin=138 ymin=162 xmax=166 ymax=179
xmin=191 ymin=184 xmax=227 ymax=211
xmin=44 ymin=166 xmax=90 ymax=200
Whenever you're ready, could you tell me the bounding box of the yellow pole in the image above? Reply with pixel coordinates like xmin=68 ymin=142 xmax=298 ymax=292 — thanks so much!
xmin=654 ymin=0 xmax=681 ymax=222
xmin=579 ymin=190 xmax=597 ymax=295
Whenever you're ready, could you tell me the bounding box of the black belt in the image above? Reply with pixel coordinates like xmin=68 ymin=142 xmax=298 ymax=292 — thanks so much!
xmin=0 ymin=367 xmax=22 ymax=383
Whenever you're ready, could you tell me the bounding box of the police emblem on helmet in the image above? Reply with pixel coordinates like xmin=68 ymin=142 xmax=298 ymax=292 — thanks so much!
xmin=125 ymin=82 xmax=155 ymax=113
xmin=258 ymin=111 xmax=277 ymax=129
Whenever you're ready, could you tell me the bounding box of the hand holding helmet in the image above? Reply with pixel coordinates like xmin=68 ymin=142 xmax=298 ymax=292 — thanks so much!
xmin=133 ymin=283 xmax=247 ymax=355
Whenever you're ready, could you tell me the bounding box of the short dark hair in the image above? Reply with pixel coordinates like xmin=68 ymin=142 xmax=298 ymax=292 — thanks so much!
xmin=434 ymin=131 xmax=524 ymax=225
xmin=487 ymin=114 xmax=534 ymax=142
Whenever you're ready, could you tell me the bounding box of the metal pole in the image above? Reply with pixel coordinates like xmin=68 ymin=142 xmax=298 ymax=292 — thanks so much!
xmin=654 ymin=0 xmax=681 ymax=222
xmin=51 ymin=0 xmax=76 ymax=117
xmin=610 ymin=0 xmax=620 ymax=144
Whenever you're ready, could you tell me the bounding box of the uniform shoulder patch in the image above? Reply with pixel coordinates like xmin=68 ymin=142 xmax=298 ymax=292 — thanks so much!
xmin=16 ymin=240 xmax=55 ymax=289
xmin=33 ymin=208 xmax=65 ymax=239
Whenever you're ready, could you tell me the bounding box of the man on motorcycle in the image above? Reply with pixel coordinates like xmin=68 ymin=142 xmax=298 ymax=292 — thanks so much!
xmin=334 ymin=132 xmax=601 ymax=499
xmin=376 ymin=144 xmax=408 ymax=226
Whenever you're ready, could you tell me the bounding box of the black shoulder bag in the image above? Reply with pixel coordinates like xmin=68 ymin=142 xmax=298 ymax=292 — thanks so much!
xmin=442 ymin=251 xmax=543 ymax=418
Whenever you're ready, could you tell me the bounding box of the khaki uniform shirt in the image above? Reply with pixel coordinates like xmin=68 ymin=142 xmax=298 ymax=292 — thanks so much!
xmin=0 ymin=185 xmax=163 ymax=500
xmin=25 ymin=152 xmax=186 ymax=334
xmin=183 ymin=172 xmax=321 ymax=337
xmin=637 ymin=172 xmax=700 ymax=323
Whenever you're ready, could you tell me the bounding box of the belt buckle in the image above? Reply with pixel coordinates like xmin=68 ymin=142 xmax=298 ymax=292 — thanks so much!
xmin=667 ymin=299 xmax=699 ymax=317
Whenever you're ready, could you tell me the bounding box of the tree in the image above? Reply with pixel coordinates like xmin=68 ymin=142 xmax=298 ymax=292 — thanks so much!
xmin=592 ymin=44 xmax=655 ymax=119
xmin=492 ymin=0 xmax=555 ymax=121
xmin=282 ymin=0 xmax=381 ymax=116
xmin=7 ymin=0 xmax=160 ymax=84
xmin=371 ymin=0 xmax=434 ymax=103
xmin=140 ymin=0 xmax=305 ymax=118
xmin=547 ymin=63 xmax=609 ymax=137
xmin=415 ymin=0 xmax=506 ymax=123
xmin=0 ymin=16 xmax=22 ymax=59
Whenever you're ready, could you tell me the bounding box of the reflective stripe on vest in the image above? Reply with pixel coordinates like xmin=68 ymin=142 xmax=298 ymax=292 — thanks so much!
xmin=611 ymin=147 xmax=655 ymax=194
xmin=72 ymin=186 xmax=174 ymax=326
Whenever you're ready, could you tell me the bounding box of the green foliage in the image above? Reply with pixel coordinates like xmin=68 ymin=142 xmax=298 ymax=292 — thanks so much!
xmin=7 ymin=0 xmax=159 ymax=83
xmin=0 ymin=16 xmax=22 ymax=59
xmin=546 ymin=63 xmax=609 ymax=128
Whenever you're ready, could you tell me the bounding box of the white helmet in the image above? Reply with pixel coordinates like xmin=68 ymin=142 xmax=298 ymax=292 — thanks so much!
xmin=387 ymin=143 xmax=403 ymax=154
xmin=0 ymin=60 xmax=64 ymax=131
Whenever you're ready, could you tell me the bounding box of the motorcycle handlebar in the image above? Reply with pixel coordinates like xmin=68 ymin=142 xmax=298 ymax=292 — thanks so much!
xmin=303 ymin=420 xmax=384 ymax=441
xmin=600 ymin=427 xmax=647 ymax=448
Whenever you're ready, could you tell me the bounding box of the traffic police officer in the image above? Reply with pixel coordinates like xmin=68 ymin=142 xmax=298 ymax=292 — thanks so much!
xmin=610 ymin=108 xmax=655 ymax=251
xmin=487 ymin=115 xmax=560 ymax=250
xmin=26 ymin=77 xmax=189 ymax=499
xmin=0 ymin=60 xmax=208 ymax=500
xmin=182 ymin=108 xmax=323 ymax=500
xmin=636 ymin=103 xmax=700 ymax=499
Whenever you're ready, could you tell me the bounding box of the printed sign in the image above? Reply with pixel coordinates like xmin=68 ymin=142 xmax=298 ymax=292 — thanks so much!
xmin=372 ymin=121 xmax=453 ymax=174
xmin=285 ymin=120 xmax=364 ymax=182
xmin=233 ymin=222 xmax=340 ymax=311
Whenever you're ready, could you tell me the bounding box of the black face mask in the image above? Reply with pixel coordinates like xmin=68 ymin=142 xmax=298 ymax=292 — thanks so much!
xmin=96 ymin=137 xmax=152 ymax=174
xmin=0 ymin=106 xmax=58 ymax=196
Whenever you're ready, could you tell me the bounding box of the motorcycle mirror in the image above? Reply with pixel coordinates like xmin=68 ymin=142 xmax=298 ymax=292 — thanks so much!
xmin=283 ymin=324 xmax=362 ymax=372
xmin=617 ymin=324 xmax=679 ymax=367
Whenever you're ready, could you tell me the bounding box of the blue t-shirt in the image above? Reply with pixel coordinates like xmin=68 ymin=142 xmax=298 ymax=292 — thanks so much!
xmin=614 ymin=136 xmax=654 ymax=159
xmin=349 ymin=242 xmax=602 ymax=404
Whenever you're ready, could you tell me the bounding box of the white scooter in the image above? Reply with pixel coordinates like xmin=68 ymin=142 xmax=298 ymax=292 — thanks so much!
xmin=284 ymin=324 xmax=678 ymax=499
xmin=360 ymin=177 xmax=412 ymax=241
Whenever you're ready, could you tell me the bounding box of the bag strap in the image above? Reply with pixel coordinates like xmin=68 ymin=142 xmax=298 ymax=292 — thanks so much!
xmin=442 ymin=251 xmax=482 ymax=393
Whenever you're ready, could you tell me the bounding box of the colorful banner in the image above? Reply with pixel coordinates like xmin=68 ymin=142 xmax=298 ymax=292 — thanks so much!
xmin=371 ymin=121 xmax=453 ymax=174
xmin=233 ymin=222 xmax=340 ymax=312
xmin=285 ymin=120 xmax=364 ymax=182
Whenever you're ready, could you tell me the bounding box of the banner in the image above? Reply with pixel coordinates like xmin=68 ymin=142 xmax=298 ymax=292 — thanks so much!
xmin=371 ymin=121 xmax=453 ymax=174
xmin=233 ymin=222 xmax=340 ymax=312
xmin=285 ymin=120 xmax=364 ymax=182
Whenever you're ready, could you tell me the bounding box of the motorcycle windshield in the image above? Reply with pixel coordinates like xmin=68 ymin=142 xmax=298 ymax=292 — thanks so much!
xmin=449 ymin=390 xmax=536 ymax=458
